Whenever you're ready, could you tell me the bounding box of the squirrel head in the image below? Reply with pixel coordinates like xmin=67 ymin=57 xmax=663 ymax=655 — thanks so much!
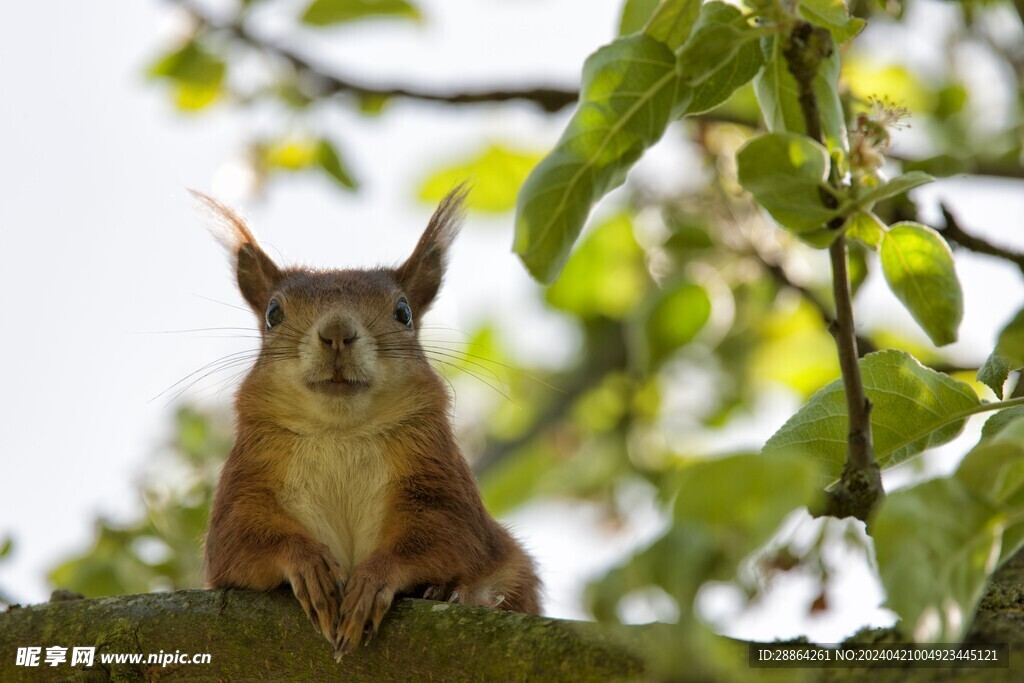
xmin=193 ymin=186 xmax=468 ymax=431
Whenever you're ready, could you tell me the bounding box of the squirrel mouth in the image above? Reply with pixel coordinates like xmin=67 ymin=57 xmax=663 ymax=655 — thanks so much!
xmin=308 ymin=374 xmax=371 ymax=397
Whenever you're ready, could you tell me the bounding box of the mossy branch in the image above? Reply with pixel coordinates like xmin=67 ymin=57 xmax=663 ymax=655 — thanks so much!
xmin=6 ymin=553 xmax=1024 ymax=682
xmin=0 ymin=590 xmax=650 ymax=681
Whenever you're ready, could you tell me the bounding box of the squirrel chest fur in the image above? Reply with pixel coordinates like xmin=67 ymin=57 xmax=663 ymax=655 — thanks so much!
xmin=279 ymin=433 xmax=391 ymax=574
xmin=196 ymin=187 xmax=541 ymax=660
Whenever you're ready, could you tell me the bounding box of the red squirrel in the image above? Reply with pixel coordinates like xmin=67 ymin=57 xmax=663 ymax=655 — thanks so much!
xmin=195 ymin=187 xmax=541 ymax=659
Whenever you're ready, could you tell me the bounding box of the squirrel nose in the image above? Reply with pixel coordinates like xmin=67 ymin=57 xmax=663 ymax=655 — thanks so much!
xmin=318 ymin=319 xmax=357 ymax=350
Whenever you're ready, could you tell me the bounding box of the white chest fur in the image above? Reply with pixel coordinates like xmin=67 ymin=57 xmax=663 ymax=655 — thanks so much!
xmin=277 ymin=433 xmax=391 ymax=574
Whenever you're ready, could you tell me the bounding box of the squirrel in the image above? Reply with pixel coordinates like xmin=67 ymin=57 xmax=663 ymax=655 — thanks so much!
xmin=193 ymin=187 xmax=541 ymax=660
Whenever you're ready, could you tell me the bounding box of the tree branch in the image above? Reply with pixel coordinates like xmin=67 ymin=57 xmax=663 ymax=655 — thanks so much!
xmin=473 ymin=319 xmax=628 ymax=476
xmin=166 ymin=0 xmax=578 ymax=113
xmin=783 ymin=22 xmax=881 ymax=521
xmin=6 ymin=558 xmax=1024 ymax=681
xmin=940 ymin=203 xmax=1024 ymax=275
xmin=0 ymin=590 xmax=648 ymax=680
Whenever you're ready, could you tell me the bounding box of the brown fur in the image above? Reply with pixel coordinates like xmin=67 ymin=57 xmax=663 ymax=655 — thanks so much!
xmin=196 ymin=186 xmax=541 ymax=659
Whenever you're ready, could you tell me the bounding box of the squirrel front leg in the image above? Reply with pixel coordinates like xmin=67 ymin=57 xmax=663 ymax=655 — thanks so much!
xmin=206 ymin=486 xmax=346 ymax=645
xmin=334 ymin=469 xmax=506 ymax=657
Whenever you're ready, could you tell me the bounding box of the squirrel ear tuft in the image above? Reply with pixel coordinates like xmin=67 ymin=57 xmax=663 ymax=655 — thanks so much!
xmin=190 ymin=189 xmax=282 ymax=315
xmin=396 ymin=184 xmax=469 ymax=315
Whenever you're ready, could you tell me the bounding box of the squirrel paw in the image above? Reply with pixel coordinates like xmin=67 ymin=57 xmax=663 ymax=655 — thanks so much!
xmin=334 ymin=570 xmax=394 ymax=659
xmin=286 ymin=551 xmax=346 ymax=646
xmin=421 ymin=584 xmax=450 ymax=601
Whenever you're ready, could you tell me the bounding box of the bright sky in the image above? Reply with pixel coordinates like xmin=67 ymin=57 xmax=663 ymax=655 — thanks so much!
xmin=1 ymin=0 xmax=1022 ymax=643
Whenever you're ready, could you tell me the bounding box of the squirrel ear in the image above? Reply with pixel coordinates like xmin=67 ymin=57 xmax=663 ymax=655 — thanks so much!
xmin=396 ymin=184 xmax=469 ymax=315
xmin=190 ymin=190 xmax=283 ymax=315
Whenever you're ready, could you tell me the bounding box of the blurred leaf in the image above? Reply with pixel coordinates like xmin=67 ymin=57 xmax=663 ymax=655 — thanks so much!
xmin=317 ymin=140 xmax=358 ymax=189
xmin=996 ymin=308 xmax=1024 ymax=366
xmin=263 ymin=137 xmax=320 ymax=170
xmin=956 ymin=424 xmax=1024 ymax=505
xmin=848 ymin=242 xmax=868 ymax=296
xmin=618 ymin=0 xmax=661 ymax=35
xmin=872 ymin=477 xmax=1003 ymax=642
xmin=900 ymin=154 xmax=970 ymax=178
xmin=796 ymin=0 xmax=866 ymax=44
xmin=260 ymin=136 xmax=358 ymax=190
xmin=419 ymin=145 xmax=542 ymax=213
xmin=357 ymin=93 xmax=391 ymax=115
xmin=752 ymin=301 xmax=839 ymax=396
xmin=736 ymin=132 xmax=837 ymax=233
xmin=673 ymin=452 xmax=822 ymax=554
xmin=546 ymin=213 xmax=649 ymax=319
xmin=662 ymin=217 xmax=714 ymax=254
xmin=301 ymin=0 xmax=421 ymax=26
xmin=844 ymin=210 xmax=885 ymax=250
xmin=633 ymin=278 xmax=711 ymax=370
xmin=754 ymin=36 xmax=847 ymax=152
xmin=977 ymin=351 xmax=1013 ymax=399
xmin=844 ymin=60 xmax=933 ymax=112
xmin=480 ymin=445 xmax=559 ymax=516
xmin=147 ymin=39 xmax=226 ymax=111
xmin=514 ymin=34 xmax=679 ymax=283
xmin=49 ymin=407 xmax=225 ymax=597
xmin=764 ymin=350 xmax=981 ymax=481
xmin=934 ymin=83 xmax=968 ymax=119
xmin=0 ymin=537 xmax=11 ymax=560
xmin=982 ymin=406 xmax=1024 ymax=441
xmin=880 ymin=222 xmax=963 ymax=346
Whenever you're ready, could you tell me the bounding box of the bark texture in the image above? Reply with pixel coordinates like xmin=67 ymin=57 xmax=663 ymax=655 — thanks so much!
xmin=0 ymin=589 xmax=645 ymax=681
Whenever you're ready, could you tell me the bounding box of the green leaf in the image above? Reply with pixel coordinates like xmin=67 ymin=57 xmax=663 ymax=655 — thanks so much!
xmin=545 ymin=214 xmax=649 ymax=319
xmin=797 ymin=0 xmax=866 ymax=44
xmin=419 ymin=145 xmax=542 ymax=213
xmin=316 ymin=140 xmax=358 ymax=189
xmin=763 ymin=350 xmax=981 ymax=481
xmin=618 ymin=0 xmax=661 ymax=35
xmin=982 ymin=406 xmax=1024 ymax=441
xmin=872 ymin=477 xmax=1003 ymax=642
xmin=844 ymin=210 xmax=886 ymax=250
xmin=996 ymin=308 xmax=1024 ymax=366
xmin=857 ymin=171 xmax=934 ymax=206
xmin=673 ymin=452 xmax=823 ymax=552
xmin=301 ymin=0 xmax=420 ymax=26
xmin=590 ymin=451 xmax=822 ymax=621
xmin=514 ymin=35 xmax=679 ymax=283
xmin=962 ymin=414 xmax=1024 ymax=566
xmin=880 ymin=222 xmax=963 ymax=346
xmin=0 ymin=536 xmax=11 ymax=560
xmin=632 ymin=278 xmax=711 ymax=370
xmin=754 ymin=36 xmax=847 ymax=152
xmin=736 ymin=132 xmax=837 ymax=233
xmin=147 ymin=39 xmax=226 ymax=111
xmin=644 ymin=0 xmax=702 ymax=50
xmin=977 ymin=351 xmax=1013 ymax=399
xmin=676 ymin=3 xmax=764 ymax=114
xmin=262 ymin=137 xmax=320 ymax=170
xmin=848 ymin=242 xmax=869 ymax=296
xmin=259 ymin=137 xmax=358 ymax=190
xmin=957 ymin=435 xmax=1024 ymax=506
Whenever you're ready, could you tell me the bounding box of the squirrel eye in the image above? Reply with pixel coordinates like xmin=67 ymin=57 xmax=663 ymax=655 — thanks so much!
xmin=265 ymin=299 xmax=285 ymax=330
xmin=393 ymin=298 xmax=413 ymax=328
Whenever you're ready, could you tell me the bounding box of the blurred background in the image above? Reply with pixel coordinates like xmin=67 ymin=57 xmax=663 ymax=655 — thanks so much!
xmin=1 ymin=0 xmax=1023 ymax=651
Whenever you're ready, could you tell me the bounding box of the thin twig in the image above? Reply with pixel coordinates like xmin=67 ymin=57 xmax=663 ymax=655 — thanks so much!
xmin=165 ymin=0 xmax=577 ymax=113
xmin=783 ymin=22 xmax=882 ymax=520
xmin=473 ymin=320 xmax=628 ymax=476
xmin=940 ymin=203 xmax=1024 ymax=275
